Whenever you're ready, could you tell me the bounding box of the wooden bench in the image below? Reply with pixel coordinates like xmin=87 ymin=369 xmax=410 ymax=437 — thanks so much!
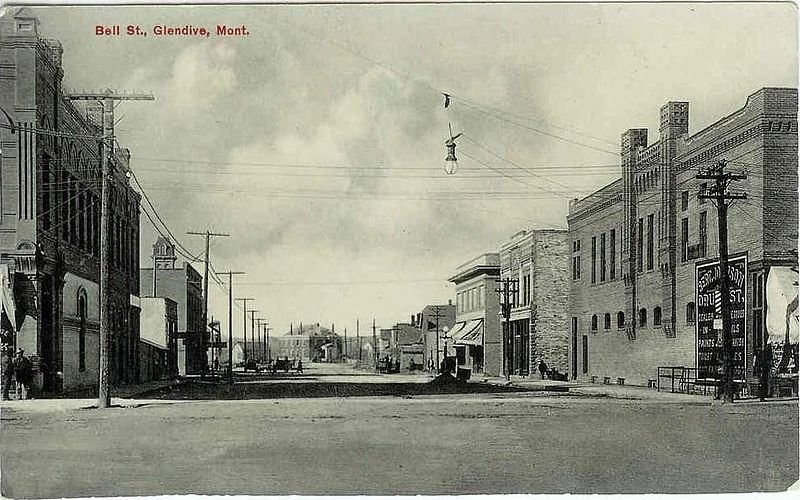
xmin=603 ymin=376 xmax=611 ymax=385
xmin=647 ymin=379 xmax=657 ymax=389
xmin=617 ymin=378 xmax=625 ymax=386
xmin=590 ymin=375 xmax=597 ymax=383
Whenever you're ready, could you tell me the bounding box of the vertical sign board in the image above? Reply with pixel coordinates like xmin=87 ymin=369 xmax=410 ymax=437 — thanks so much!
xmin=695 ymin=255 xmax=747 ymax=381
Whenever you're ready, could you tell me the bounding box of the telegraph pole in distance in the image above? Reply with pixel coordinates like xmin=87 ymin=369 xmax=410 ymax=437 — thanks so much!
xmin=236 ymin=298 xmax=255 ymax=365
xmin=249 ymin=309 xmax=259 ymax=362
xmin=698 ymin=159 xmax=747 ymax=403
xmin=372 ymin=319 xmax=377 ymax=366
xmin=188 ymin=230 xmax=229 ymax=376
xmin=265 ymin=325 xmax=272 ymax=361
xmin=357 ymin=319 xmax=361 ymax=362
xmin=430 ymin=305 xmax=443 ymax=373
xmin=66 ymin=90 xmax=154 ymax=408
xmin=257 ymin=318 xmax=266 ymax=359
xmin=218 ymin=271 xmax=244 ymax=382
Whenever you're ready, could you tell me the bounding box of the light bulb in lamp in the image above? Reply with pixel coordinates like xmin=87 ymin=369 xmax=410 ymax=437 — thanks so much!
xmin=444 ymin=140 xmax=459 ymax=175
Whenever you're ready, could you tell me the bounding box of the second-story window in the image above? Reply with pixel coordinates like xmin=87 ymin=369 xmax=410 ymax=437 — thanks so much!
xmin=647 ymin=214 xmax=654 ymax=271
xmin=610 ymin=229 xmax=616 ymax=280
xmin=699 ymin=211 xmax=707 ymax=258
xmin=681 ymin=217 xmax=689 ymax=263
xmin=600 ymin=233 xmax=606 ymax=282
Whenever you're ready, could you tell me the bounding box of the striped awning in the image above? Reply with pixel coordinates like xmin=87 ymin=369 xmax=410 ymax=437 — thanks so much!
xmin=453 ymin=319 xmax=483 ymax=346
xmin=445 ymin=321 xmax=467 ymax=338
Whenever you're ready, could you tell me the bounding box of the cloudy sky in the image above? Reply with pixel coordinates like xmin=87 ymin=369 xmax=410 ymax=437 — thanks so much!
xmin=27 ymin=2 xmax=797 ymax=338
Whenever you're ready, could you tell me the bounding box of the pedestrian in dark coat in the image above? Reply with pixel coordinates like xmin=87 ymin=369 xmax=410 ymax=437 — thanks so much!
xmin=538 ymin=360 xmax=548 ymax=379
xmin=1 ymin=344 xmax=14 ymax=400
xmin=12 ymin=348 xmax=32 ymax=400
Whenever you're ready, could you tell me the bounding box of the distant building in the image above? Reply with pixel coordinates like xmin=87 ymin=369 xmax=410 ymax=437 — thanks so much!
xmin=273 ymin=323 xmax=341 ymax=362
xmin=416 ymin=304 xmax=456 ymax=372
xmin=0 ymin=9 xmax=141 ymax=393
xmin=381 ymin=319 xmax=423 ymax=361
xmin=499 ymin=229 xmax=569 ymax=377
xmin=448 ymin=254 xmax=500 ymax=376
xmin=139 ymin=297 xmax=178 ymax=382
xmin=568 ymin=88 xmax=798 ymax=386
xmin=140 ymin=236 xmax=204 ymax=375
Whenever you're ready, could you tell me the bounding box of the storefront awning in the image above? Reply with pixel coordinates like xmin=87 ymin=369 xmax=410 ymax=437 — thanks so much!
xmin=446 ymin=321 xmax=467 ymax=338
xmin=0 ymin=264 xmax=16 ymax=332
xmin=453 ymin=319 xmax=483 ymax=346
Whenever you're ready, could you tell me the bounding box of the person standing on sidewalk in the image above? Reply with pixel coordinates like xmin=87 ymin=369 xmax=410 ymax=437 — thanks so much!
xmin=538 ymin=360 xmax=548 ymax=379
xmin=1 ymin=343 xmax=14 ymax=400
xmin=12 ymin=348 xmax=32 ymax=400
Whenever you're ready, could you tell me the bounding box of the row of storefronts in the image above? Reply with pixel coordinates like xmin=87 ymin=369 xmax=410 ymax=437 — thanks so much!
xmin=433 ymin=87 xmax=798 ymax=393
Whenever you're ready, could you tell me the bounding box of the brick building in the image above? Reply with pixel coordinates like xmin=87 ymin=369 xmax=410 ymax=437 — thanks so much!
xmin=140 ymin=236 xmax=204 ymax=375
xmin=449 ymin=253 xmax=501 ymax=376
xmin=567 ymin=87 xmax=798 ymax=387
xmin=0 ymin=9 xmax=141 ymax=393
xmin=273 ymin=323 xmax=340 ymax=361
xmin=499 ymin=230 xmax=569 ymax=377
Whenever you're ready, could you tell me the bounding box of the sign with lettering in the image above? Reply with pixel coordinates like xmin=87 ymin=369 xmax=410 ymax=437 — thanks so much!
xmin=695 ymin=255 xmax=747 ymax=381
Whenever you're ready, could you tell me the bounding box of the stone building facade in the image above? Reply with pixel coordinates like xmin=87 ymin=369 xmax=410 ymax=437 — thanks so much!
xmin=0 ymin=10 xmax=141 ymax=393
xmin=140 ymin=236 xmax=204 ymax=375
xmin=449 ymin=253 xmax=502 ymax=376
xmin=499 ymin=230 xmax=569 ymax=377
xmin=567 ymin=87 xmax=798 ymax=386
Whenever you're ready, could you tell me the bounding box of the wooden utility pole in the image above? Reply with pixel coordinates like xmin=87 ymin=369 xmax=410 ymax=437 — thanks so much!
xmin=698 ymin=159 xmax=747 ymax=403
xmin=372 ymin=319 xmax=377 ymax=365
xmin=256 ymin=318 xmax=266 ymax=359
xmin=357 ymin=319 xmax=361 ymax=361
xmin=218 ymin=271 xmax=244 ymax=382
xmin=496 ymin=277 xmax=519 ymax=381
xmin=265 ymin=325 xmax=272 ymax=361
xmin=188 ymin=231 xmax=229 ymax=375
xmin=430 ymin=305 xmax=444 ymax=372
xmin=249 ymin=309 xmax=259 ymax=361
xmin=66 ymin=90 xmax=154 ymax=408
xmin=236 ymin=298 xmax=255 ymax=364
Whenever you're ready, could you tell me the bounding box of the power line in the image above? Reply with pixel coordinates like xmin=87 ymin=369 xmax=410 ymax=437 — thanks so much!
xmin=276 ymin=16 xmax=619 ymax=155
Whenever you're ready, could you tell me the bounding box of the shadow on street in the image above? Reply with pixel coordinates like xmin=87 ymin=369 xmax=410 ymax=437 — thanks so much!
xmin=133 ymin=379 xmax=558 ymax=400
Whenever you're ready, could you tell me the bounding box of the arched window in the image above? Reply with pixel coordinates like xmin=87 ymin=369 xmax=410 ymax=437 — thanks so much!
xmin=686 ymin=302 xmax=696 ymax=325
xmin=591 ymin=314 xmax=598 ymax=331
xmin=639 ymin=308 xmax=647 ymax=327
xmin=77 ymin=288 xmax=88 ymax=372
xmin=617 ymin=311 xmax=625 ymax=329
xmin=604 ymin=313 xmax=611 ymax=330
xmin=653 ymin=307 xmax=662 ymax=326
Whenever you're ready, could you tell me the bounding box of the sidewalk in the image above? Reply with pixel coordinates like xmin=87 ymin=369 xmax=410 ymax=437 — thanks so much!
xmin=476 ymin=374 xmax=713 ymax=402
xmin=0 ymin=377 xmax=188 ymax=413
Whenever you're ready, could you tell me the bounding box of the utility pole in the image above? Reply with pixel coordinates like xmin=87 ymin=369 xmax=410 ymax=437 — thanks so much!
xmin=257 ymin=318 xmax=266 ymax=359
xmin=496 ymin=277 xmax=519 ymax=381
xmin=372 ymin=319 xmax=377 ymax=366
xmin=249 ymin=309 xmax=259 ymax=361
xmin=698 ymin=159 xmax=747 ymax=403
xmin=236 ymin=298 xmax=255 ymax=364
xmin=265 ymin=325 xmax=272 ymax=361
xmin=344 ymin=327 xmax=347 ymax=361
xmin=430 ymin=305 xmax=444 ymax=373
xmin=188 ymin=231 xmax=229 ymax=376
xmin=218 ymin=271 xmax=244 ymax=382
xmin=66 ymin=90 xmax=154 ymax=408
